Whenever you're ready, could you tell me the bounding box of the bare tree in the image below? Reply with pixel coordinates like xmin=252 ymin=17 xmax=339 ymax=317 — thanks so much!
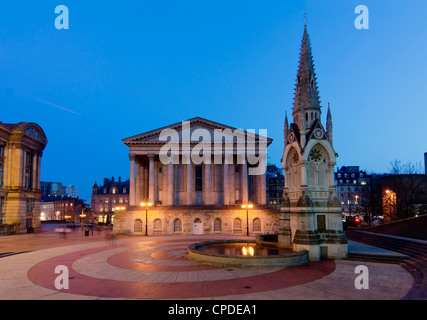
xmin=358 ymin=173 xmax=383 ymax=225
xmin=382 ymin=160 xmax=427 ymax=221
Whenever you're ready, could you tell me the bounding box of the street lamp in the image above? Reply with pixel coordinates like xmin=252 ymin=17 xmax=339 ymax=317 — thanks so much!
xmin=241 ymin=203 xmax=253 ymax=236
xmin=140 ymin=201 xmax=153 ymax=236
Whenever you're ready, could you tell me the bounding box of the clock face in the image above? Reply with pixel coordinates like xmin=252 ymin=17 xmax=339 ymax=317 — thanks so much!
xmin=309 ymin=147 xmax=323 ymax=163
xmin=314 ymin=128 xmax=323 ymax=139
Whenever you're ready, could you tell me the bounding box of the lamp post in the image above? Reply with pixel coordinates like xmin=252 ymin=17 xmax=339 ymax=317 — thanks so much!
xmin=241 ymin=203 xmax=253 ymax=236
xmin=140 ymin=201 xmax=152 ymax=236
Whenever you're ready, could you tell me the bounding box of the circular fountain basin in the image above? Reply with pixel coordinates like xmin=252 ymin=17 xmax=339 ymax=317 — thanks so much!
xmin=187 ymin=240 xmax=308 ymax=268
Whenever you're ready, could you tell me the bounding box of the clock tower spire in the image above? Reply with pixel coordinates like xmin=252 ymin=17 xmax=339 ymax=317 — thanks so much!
xmin=293 ymin=23 xmax=321 ymax=138
xmin=279 ymin=23 xmax=348 ymax=261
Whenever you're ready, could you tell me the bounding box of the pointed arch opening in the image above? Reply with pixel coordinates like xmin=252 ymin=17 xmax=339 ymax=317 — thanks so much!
xmin=306 ymin=144 xmax=330 ymax=188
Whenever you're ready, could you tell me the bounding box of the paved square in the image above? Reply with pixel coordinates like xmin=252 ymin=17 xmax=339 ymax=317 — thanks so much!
xmin=0 ymin=231 xmax=417 ymax=300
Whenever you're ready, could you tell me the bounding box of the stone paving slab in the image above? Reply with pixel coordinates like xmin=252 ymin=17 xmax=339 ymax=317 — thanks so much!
xmin=0 ymin=233 xmax=418 ymax=300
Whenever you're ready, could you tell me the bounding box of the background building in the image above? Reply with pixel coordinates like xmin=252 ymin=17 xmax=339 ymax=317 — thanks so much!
xmin=41 ymin=181 xmax=78 ymax=199
xmin=334 ymin=166 xmax=369 ymax=221
xmin=335 ymin=158 xmax=427 ymax=226
xmin=40 ymin=182 xmax=66 ymax=198
xmin=0 ymin=121 xmax=47 ymax=233
xmin=65 ymin=184 xmax=78 ymax=198
xmin=266 ymin=162 xmax=284 ymax=210
xmin=41 ymin=195 xmax=91 ymax=224
xmin=91 ymin=177 xmax=129 ymax=225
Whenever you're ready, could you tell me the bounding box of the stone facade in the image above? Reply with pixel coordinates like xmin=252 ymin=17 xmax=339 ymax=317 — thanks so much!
xmin=113 ymin=205 xmax=279 ymax=236
xmin=0 ymin=122 xmax=47 ymax=233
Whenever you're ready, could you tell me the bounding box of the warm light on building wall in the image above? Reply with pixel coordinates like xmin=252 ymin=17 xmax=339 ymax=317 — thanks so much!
xmin=383 ymin=189 xmax=397 ymax=221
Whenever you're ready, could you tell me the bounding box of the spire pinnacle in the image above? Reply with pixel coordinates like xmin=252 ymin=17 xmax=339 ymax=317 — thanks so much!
xmin=304 ymin=9 xmax=307 ymax=27
xmin=327 ymin=103 xmax=333 ymax=143
xmin=293 ymin=22 xmax=321 ymax=131
xmin=284 ymin=112 xmax=289 ymax=144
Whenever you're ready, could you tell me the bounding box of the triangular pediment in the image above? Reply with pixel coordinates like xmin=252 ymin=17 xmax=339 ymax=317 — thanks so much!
xmin=123 ymin=117 xmax=273 ymax=146
xmin=285 ymin=123 xmax=302 ymax=148
xmin=306 ymin=120 xmax=329 ymax=143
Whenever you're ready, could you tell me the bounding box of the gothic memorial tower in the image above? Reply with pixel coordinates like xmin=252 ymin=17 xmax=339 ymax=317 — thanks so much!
xmin=279 ymin=24 xmax=348 ymax=261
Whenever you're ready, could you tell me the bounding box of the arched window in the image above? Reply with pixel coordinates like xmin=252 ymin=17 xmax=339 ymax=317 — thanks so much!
xmin=213 ymin=218 xmax=222 ymax=232
xmin=307 ymin=145 xmax=328 ymax=188
xmin=318 ymin=163 xmax=327 ymax=187
xmin=233 ymin=218 xmax=242 ymax=234
xmin=253 ymin=218 xmax=262 ymax=233
xmin=174 ymin=219 xmax=182 ymax=233
xmin=286 ymin=148 xmax=299 ymax=190
xmin=307 ymin=162 xmax=316 ymax=186
xmin=153 ymin=219 xmax=162 ymax=235
xmin=134 ymin=219 xmax=143 ymax=233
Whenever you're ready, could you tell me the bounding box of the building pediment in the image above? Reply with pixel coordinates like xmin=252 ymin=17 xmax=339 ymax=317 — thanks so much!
xmin=123 ymin=117 xmax=273 ymax=146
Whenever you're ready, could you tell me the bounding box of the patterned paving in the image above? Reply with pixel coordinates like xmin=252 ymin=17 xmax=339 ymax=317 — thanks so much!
xmin=26 ymin=238 xmax=336 ymax=299
xmin=0 ymin=235 xmax=416 ymax=300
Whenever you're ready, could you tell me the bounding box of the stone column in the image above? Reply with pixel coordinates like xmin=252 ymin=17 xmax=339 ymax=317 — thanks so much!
xmin=32 ymin=152 xmax=38 ymax=190
xmin=12 ymin=144 xmax=23 ymax=188
xmin=241 ymin=159 xmax=248 ymax=204
xmin=167 ymin=161 xmax=174 ymax=206
xmin=300 ymin=161 xmax=308 ymax=187
xmin=229 ymin=162 xmax=235 ymax=205
xmin=223 ymin=156 xmax=230 ymax=205
xmin=328 ymin=162 xmax=336 ymax=187
xmin=141 ymin=161 xmax=146 ymax=201
xmin=186 ymin=161 xmax=192 ymax=205
xmin=204 ymin=163 xmax=211 ymax=205
xmin=36 ymin=152 xmax=42 ymax=190
xmin=148 ymin=154 xmax=155 ymax=204
xmin=129 ymin=154 xmax=136 ymax=206
xmin=258 ymin=157 xmax=267 ymax=205
xmin=135 ymin=159 xmax=141 ymax=205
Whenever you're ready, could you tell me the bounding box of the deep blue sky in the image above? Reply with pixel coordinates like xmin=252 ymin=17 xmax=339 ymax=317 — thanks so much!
xmin=1 ymin=1 xmax=426 ymax=201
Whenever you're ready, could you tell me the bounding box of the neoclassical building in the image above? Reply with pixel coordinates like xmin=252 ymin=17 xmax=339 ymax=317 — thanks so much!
xmin=278 ymin=24 xmax=348 ymax=260
xmin=0 ymin=122 xmax=47 ymax=234
xmin=113 ymin=117 xmax=280 ymax=236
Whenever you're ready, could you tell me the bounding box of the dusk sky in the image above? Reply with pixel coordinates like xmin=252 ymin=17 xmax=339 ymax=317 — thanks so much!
xmin=1 ymin=1 xmax=426 ymax=201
